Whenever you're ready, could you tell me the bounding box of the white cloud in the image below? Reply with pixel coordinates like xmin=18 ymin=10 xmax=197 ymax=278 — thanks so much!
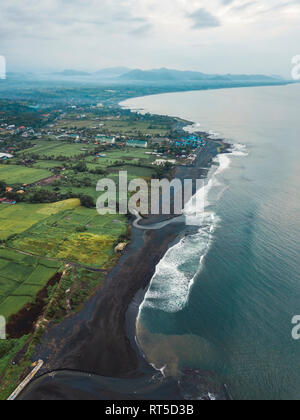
xmin=187 ymin=8 xmax=221 ymax=29
xmin=1 ymin=0 xmax=300 ymax=76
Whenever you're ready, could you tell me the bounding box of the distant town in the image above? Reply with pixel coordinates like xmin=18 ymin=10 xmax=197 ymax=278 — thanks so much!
xmin=0 ymin=102 xmax=210 ymax=206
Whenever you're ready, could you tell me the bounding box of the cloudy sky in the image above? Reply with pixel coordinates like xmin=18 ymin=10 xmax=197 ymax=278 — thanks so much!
xmin=1 ymin=0 xmax=300 ymax=76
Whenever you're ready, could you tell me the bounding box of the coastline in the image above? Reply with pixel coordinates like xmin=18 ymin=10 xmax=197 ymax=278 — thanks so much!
xmin=7 ymin=83 xmax=299 ymax=401
xmin=18 ymin=123 xmax=230 ymax=399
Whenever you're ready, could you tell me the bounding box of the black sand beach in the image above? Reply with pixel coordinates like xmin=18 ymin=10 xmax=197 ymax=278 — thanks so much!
xmin=19 ymin=135 xmax=229 ymax=400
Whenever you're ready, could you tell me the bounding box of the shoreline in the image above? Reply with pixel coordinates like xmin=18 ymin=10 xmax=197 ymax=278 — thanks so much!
xmin=18 ymin=126 xmax=230 ymax=399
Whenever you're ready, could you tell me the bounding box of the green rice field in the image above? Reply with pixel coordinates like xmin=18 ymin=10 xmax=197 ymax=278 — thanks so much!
xmin=0 ymin=199 xmax=81 ymax=240
xmin=97 ymin=118 xmax=172 ymax=136
xmin=9 ymin=207 xmax=127 ymax=268
xmin=0 ymin=165 xmax=51 ymax=185
xmin=55 ymin=117 xmax=172 ymax=136
xmin=0 ymin=248 xmax=61 ymax=320
xmin=19 ymin=141 xmax=97 ymax=158
xmin=86 ymin=148 xmax=156 ymax=169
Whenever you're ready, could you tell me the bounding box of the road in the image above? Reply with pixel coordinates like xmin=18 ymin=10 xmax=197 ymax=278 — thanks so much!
xmin=7 ymin=360 xmax=44 ymax=401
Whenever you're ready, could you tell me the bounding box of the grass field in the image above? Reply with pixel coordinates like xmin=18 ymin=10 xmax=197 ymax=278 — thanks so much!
xmin=98 ymin=118 xmax=172 ymax=136
xmin=55 ymin=119 xmax=100 ymax=129
xmin=19 ymin=141 xmax=97 ymax=158
xmin=86 ymin=148 xmax=156 ymax=169
xmin=0 ymin=199 xmax=81 ymax=240
xmin=0 ymin=165 xmax=51 ymax=185
xmin=32 ymin=160 xmax=66 ymax=170
xmin=0 ymin=248 xmax=61 ymax=320
xmin=54 ymin=117 xmax=172 ymax=136
xmin=108 ymin=165 xmax=155 ymax=180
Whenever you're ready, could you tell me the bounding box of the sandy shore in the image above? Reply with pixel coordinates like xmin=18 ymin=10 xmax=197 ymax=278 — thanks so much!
xmin=19 ymin=135 xmax=229 ymax=400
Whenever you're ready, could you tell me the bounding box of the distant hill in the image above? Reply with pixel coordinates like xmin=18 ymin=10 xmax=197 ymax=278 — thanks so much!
xmin=6 ymin=68 xmax=286 ymax=89
xmin=52 ymin=67 xmax=131 ymax=79
xmin=93 ymin=67 xmax=131 ymax=78
xmin=119 ymin=68 xmax=283 ymax=83
xmin=54 ymin=70 xmax=91 ymax=77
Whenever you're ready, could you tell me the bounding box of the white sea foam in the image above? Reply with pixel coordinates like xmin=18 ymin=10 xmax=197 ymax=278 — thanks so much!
xmin=139 ymin=126 xmax=248 ymax=315
xmin=208 ymin=130 xmax=221 ymax=138
xmin=230 ymin=143 xmax=249 ymax=157
xmin=215 ymin=154 xmax=231 ymax=174
xmin=184 ymin=122 xmax=202 ymax=133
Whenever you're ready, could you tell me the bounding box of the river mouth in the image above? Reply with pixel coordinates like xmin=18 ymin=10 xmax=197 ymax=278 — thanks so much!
xmin=18 ymin=368 xmax=229 ymax=400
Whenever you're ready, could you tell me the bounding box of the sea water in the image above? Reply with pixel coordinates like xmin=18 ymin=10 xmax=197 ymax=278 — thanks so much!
xmin=121 ymin=84 xmax=300 ymax=400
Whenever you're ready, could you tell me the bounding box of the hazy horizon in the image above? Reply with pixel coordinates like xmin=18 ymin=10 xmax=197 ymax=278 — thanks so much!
xmin=6 ymin=66 xmax=287 ymax=78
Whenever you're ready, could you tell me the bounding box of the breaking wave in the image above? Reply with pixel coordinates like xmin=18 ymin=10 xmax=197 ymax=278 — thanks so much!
xmin=139 ymin=135 xmax=248 ymax=314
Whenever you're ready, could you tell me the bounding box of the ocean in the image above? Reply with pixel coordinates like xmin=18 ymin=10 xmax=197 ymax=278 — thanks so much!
xmin=121 ymin=84 xmax=300 ymax=400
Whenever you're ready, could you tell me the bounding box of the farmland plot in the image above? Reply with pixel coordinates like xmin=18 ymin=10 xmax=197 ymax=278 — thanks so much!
xmin=0 ymin=248 xmax=61 ymax=320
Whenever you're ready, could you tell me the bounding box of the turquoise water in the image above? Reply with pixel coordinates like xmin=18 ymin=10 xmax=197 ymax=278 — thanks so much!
xmin=122 ymin=84 xmax=300 ymax=400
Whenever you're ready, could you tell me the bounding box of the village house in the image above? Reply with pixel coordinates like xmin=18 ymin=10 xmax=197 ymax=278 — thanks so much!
xmin=149 ymin=137 xmax=170 ymax=146
xmin=95 ymin=135 xmax=116 ymax=145
xmin=153 ymin=159 xmax=176 ymax=166
xmin=0 ymin=198 xmax=16 ymax=205
xmin=126 ymin=140 xmax=148 ymax=148
xmin=0 ymin=153 xmax=14 ymax=160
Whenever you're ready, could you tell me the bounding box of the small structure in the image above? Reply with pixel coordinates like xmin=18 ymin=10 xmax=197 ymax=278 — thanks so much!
xmin=115 ymin=243 xmax=127 ymax=253
xmin=149 ymin=137 xmax=170 ymax=146
xmin=96 ymin=135 xmax=116 ymax=145
xmin=0 ymin=153 xmax=13 ymax=160
xmin=0 ymin=198 xmax=16 ymax=205
xmin=126 ymin=140 xmax=148 ymax=148
xmin=153 ymin=159 xmax=176 ymax=166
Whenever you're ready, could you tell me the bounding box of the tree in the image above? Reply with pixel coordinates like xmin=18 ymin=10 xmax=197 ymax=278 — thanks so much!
xmin=7 ymin=192 xmax=24 ymax=203
xmin=29 ymin=189 xmax=57 ymax=203
xmin=73 ymin=161 xmax=87 ymax=173
xmin=0 ymin=181 xmax=6 ymax=194
xmin=76 ymin=226 xmax=88 ymax=233
xmin=80 ymin=195 xmax=95 ymax=208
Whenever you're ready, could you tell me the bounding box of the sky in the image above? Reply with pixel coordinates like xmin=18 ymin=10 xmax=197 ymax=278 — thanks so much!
xmin=1 ymin=0 xmax=300 ymax=77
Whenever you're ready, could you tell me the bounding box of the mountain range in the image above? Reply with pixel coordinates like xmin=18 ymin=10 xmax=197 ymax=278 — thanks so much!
xmin=51 ymin=67 xmax=284 ymax=83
